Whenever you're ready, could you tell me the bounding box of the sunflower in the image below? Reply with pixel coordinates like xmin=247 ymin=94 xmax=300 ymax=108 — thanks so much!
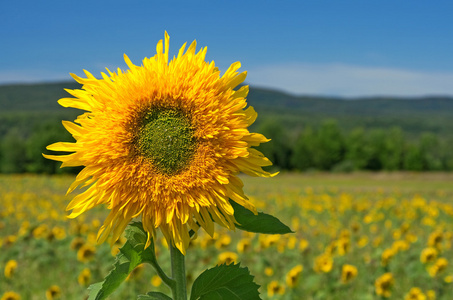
xmin=78 ymin=268 xmax=91 ymax=286
xmin=336 ymin=237 xmax=350 ymax=256
xmin=77 ymin=244 xmax=96 ymax=263
xmin=375 ymin=272 xmax=394 ymax=298
xmin=420 ymin=247 xmax=438 ymax=264
xmin=357 ymin=236 xmax=369 ymax=248
xmin=341 ymin=264 xmax=358 ymax=284
xmin=237 ymin=238 xmax=251 ymax=253
xmin=44 ymin=32 xmax=274 ymax=254
xmin=299 ymin=238 xmax=309 ymax=252
xmin=267 ymin=281 xmax=285 ymax=297
xmin=32 ymin=224 xmax=49 ymax=239
xmin=404 ymin=287 xmax=427 ymax=300
xmin=426 ymin=290 xmax=436 ymax=300
xmin=70 ymin=237 xmax=85 ymax=250
xmin=3 ymin=235 xmax=17 ymax=247
xmin=264 ymin=267 xmax=274 ymax=276
xmin=428 ymin=257 xmax=448 ymax=277
xmin=391 ymin=240 xmax=410 ymax=253
xmin=51 ymin=226 xmax=67 ymax=240
xmin=45 ymin=285 xmax=61 ymax=300
xmin=286 ymin=264 xmax=303 ymax=288
xmin=4 ymin=260 xmax=18 ymax=279
xmin=428 ymin=230 xmax=443 ymax=250
xmin=313 ymin=253 xmax=334 ymax=273
xmin=214 ymin=234 xmax=231 ymax=249
xmin=381 ymin=248 xmax=396 ymax=267
xmin=445 ymin=275 xmax=453 ymax=283
xmin=1 ymin=291 xmax=21 ymax=300
xmin=217 ymin=251 xmax=238 ymax=265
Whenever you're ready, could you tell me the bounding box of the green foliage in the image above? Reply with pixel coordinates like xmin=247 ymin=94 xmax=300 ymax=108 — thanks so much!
xmin=190 ymin=263 xmax=260 ymax=300
xmin=292 ymin=126 xmax=316 ymax=170
xmin=256 ymin=120 xmax=293 ymax=169
xmin=364 ymin=129 xmax=386 ymax=170
xmin=88 ymin=222 xmax=157 ymax=300
xmin=27 ymin=122 xmax=76 ymax=173
xmin=344 ymin=127 xmax=370 ymax=170
xmin=230 ymin=200 xmax=292 ymax=234
xmin=86 ymin=210 xmax=275 ymax=300
xmin=404 ymin=143 xmax=424 ymax=171
xmin=291 ymin=124 xmax=453 ymax=172
xmin=377 ymin=127 xmax=404 ymax=170
xmin=419 ymin=133 xmax=443 ymax=170
xmin=137 ymin=292 xmax=173 ymax=300
xmin=0 ymin=128 xmax=27 ymax=173
xmin=0 ymin=118 xmax=80 ymax=174
xmin=312 ymin=120 xmax=345 ymax=170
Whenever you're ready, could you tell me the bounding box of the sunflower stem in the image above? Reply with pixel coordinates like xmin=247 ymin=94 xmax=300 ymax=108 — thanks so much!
xmin=150 ymin=257 xmax=175 ymax=289
xmin=170 ymin=245 xmax=187 ymax=300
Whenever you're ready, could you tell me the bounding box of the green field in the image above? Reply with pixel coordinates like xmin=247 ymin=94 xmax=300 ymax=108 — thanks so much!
xmin=1 ymin=173 xmax=453 ymax=299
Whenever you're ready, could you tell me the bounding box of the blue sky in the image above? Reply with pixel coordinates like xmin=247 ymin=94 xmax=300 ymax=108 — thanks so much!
xmin=2 ymin=0 xmax=453 ymax=97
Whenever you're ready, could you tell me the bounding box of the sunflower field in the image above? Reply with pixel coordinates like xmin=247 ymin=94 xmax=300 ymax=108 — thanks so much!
xmin=1 ymin=172 xmax=452 ymax=299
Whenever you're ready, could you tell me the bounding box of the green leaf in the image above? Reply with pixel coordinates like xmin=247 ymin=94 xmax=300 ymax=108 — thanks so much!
xmin=88 ymin=222 xmax=157 ymax=300
xmin=230 ymin=200 xmax=293 ymax=234
xmin=137 ymin=292 xmax=173 ymax=300
xmin=87 ymin=282 xmax=102 ymax=299
xmin=190 ymin=263 xmax=261 ymax=300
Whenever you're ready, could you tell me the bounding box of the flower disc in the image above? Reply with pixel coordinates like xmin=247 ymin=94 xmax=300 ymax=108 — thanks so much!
xmin=137 ymin=108 xmax=196 ymax=175
xmin=44 ymin=32 xmax=275 ymax=254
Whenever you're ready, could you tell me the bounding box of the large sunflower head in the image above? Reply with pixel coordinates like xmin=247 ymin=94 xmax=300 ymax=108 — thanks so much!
xmin=44 ymin=32 xmax=274 ymax=254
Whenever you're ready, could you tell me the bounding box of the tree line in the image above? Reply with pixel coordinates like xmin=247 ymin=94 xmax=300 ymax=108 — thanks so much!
xmin=1 ymin=119 xmax=452 ymax=174
xmin=0 ymin=122 xmax=81 ymax=174
xmin=257 ymin=120 xmax=453 ymax=172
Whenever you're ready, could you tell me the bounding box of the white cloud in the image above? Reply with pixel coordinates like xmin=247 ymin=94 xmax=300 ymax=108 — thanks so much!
xmin=246 ymin=63 xmax=453 ymax=97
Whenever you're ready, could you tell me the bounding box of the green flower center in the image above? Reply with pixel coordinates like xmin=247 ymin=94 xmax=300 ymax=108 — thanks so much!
xmin=137 ymin=108 xmax=197 ymax=175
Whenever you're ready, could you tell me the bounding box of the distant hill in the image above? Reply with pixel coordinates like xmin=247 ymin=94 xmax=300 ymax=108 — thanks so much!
xmin=247 ymin=87 xmax=453 ymax=138
xmin=0 ymin=82 xmax=81 ymax=112
xmin=1 ymin=81 xmax=453 ymax=139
